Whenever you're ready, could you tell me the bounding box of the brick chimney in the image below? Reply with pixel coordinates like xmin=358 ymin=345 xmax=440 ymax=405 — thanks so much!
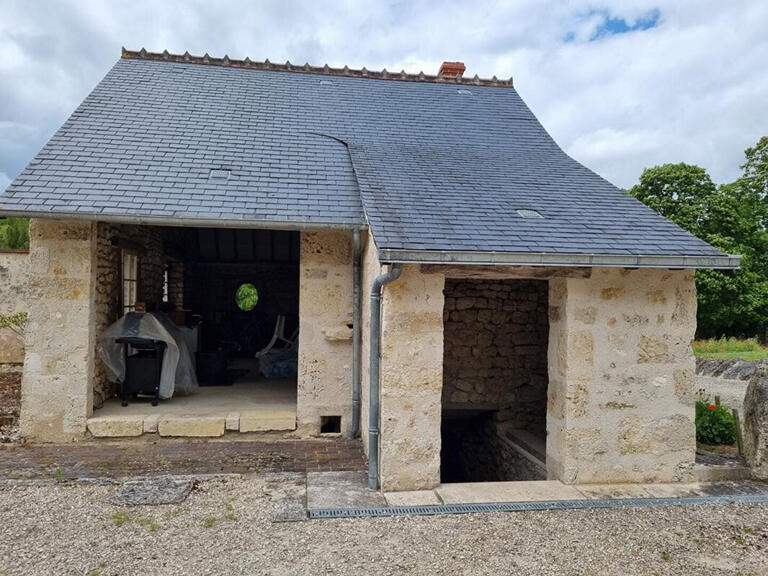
xmin=438 ymin=61 xmax=466 ymax=78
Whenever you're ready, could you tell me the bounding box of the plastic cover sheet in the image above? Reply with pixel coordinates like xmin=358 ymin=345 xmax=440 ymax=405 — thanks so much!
xmin=96 ymin=311 xmax=198 ymax=399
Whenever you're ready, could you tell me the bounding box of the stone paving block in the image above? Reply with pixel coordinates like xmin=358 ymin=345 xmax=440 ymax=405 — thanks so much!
xmin=436 ymin=481 xmax=585 ymax=504
xmin=111 ymin=475 xmax=194 ymax=506
xmin=272 ymin=496 xmax=307 ymax=522
xmin=306 ymin=471 xmax=386 ymax=509
xmin=158 ymin=416 xmax=225 ymax=437
xmin=385 ymin=490 xmax=441 ymax=507
xmin=225 ymin=412 xmax=240 ymax=431
xmin=240 ymin=410 xmax=295 ymax=432
xmin=87 ymin=416 xmax=144 ymax=437
xmin=143 ymin=414 xmax=160 ymax=434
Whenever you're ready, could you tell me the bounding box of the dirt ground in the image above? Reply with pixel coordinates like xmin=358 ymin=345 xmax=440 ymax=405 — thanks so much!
xmin=1 ymin=474 xmax=767 ymax=576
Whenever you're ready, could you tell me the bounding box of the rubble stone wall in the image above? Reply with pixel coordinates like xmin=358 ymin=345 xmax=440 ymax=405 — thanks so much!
xmin=547 ymin=268 xmax=697 ymax=484
xmin=93 ymin=223 xmax=166 ymax=407
xmin=442 ymin=279 xmax=549 ymax=434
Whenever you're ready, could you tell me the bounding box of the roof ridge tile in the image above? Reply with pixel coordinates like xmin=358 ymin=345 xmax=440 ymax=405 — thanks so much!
xmin=120 ymin=47 xmax=514 ymax=87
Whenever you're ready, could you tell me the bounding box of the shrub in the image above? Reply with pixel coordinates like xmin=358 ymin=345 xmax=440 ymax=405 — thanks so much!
xmin=693 ymin=337 xmax=763 ymax=355
xmin=695 ymin=392 xmax=737 ymax=445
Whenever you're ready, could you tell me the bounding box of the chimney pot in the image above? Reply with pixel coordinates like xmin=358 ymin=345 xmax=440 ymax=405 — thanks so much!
xmin=438 ymin=61 xmax=466 ymax=78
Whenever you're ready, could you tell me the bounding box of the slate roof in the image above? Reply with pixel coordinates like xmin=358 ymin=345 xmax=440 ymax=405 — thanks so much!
xmin=0 ymin=49 xmax=738 ymax=268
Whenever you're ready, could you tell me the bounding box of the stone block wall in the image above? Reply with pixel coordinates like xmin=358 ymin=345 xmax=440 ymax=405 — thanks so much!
xmin=379 ymin=264 xmax=445 ymax=491
xmin=297 ymin=230 xmax=354 ymax=436
xmin=93 ymin=223 xmax=166 ymax=407
xmin=442 ymin=279 xmax=549 ymax=434
xmin=360 ymin=236 xmax=446 ymax=490
xmin=20 ymin=219 xmax=97 ymax=442
xmin=547 ymin=268 xmax=697 ymax=484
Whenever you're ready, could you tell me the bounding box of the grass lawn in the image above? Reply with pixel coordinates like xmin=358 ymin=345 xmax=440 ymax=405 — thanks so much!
xmin=693 ymin=337 xmax=768 ymax=360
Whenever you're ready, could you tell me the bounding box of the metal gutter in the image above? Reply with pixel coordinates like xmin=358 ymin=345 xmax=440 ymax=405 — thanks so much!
xmin=368 ymin=263 xmax=403 ymax=490
xmin=349 ymin=229 xmax=362 ymax=438
xmin=0 ymin=209 xmax=367 ymax=232
xmin=308 ymin=493 xmax=768 ymax=519
xmin=377 ymin=248 xmax=741 ymax=270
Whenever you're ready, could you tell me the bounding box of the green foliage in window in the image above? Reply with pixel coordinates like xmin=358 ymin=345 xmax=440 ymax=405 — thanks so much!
xmin=235 ymin=283 xmax=259 ymax=311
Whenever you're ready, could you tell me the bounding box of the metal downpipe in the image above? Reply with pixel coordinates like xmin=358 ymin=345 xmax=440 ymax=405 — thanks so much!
xmin=368 ymin=263 xmax=403 ymax=490
xmin=349 ymin=229 xmax=362 ymax=438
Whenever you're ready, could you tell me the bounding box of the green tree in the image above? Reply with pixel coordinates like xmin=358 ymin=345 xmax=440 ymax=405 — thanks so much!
xmin=0 ymin=218 xmax=29 ymax=250
xmin=629 ymin=148 xmax=768 ymax=339
xmin=628 ymin=163 xmax=716 ymax=238
xmin=741 ymin=136 xmax=768 ymax=201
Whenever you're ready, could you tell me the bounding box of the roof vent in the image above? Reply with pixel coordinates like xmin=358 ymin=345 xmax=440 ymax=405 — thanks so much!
xmin=439 ymin=61 xmax=466 ymax=78
xmin=319 ymin=79 xmax=334 ymax=86
xmin=516 ymin=209 xmax=543 ymax=219
xmin=457 ymin=88 xmax=473 ymax=96
xmin=209 ymin=169 xmax=231 ymax=181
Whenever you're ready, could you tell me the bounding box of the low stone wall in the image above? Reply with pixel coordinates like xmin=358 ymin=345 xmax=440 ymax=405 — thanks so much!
xmin=695 ymin=358 xmax=765 ymax=415
xmin=442 ymin=279 xmax=548 ymax=434
xmin=0 ymin=250 xmax=28 ymax=431
xmin=0 ymin=365 xmax=22 ymax=433
xmin=0 ymin=250 xmax=28 ymax=365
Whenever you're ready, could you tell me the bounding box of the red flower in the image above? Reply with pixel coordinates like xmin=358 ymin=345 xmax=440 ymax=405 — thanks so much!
xmin=707 ymin=404 xmax=717 ymax=411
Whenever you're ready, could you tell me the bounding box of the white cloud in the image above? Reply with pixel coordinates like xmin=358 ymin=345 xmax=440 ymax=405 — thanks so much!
xmin=0 ymin=0 xmax=767 ymax=188
xmin=0 ymin=172 xmax=11 ymax=192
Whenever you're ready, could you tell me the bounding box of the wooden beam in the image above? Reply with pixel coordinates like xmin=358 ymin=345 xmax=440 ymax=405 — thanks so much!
xmin=420 ymin=264 xmax=592 ymax=279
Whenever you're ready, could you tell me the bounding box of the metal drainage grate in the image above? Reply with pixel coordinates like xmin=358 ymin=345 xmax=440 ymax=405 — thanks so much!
xmin=308 ymin=494 xmax=768 ymax=519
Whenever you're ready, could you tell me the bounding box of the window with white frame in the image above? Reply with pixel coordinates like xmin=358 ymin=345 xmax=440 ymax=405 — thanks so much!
xmin=121 ymin=249 xmax=139 ymax=314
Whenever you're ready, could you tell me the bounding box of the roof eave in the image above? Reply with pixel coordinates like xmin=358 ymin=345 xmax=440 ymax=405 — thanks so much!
xmin=378 ymin=248 xmax=741 ymax=270
xmin=0 ymin=208 xmax=368 ymax=232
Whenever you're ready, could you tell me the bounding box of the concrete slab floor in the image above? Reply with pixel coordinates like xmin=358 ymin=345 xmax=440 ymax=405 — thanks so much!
xmin=87 ymin=376 xmax=296 ymax=438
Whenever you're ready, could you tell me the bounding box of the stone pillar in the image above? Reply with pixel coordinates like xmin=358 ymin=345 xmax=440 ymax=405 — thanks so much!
xmin=379 ymin=264 xmax=445 ymax=491
xmin=547 ymin=268 xmax=697 ymax=484
xmin=297 ymin=230 xmax=354 ymax=436
xmin=20 ymin=219 xmax=97 ymax=442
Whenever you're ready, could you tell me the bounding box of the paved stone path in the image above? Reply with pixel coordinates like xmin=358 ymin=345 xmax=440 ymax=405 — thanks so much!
xmin=0 ymin=437 xmax=366 ymax=481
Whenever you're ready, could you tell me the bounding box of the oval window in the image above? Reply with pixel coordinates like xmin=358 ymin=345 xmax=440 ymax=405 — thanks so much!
xmin=235 ymin=283 xmax=259 ymax=311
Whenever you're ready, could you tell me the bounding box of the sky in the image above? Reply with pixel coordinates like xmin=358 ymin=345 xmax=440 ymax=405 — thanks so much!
xmin=1 ymin=0 xmax=767 ymax=192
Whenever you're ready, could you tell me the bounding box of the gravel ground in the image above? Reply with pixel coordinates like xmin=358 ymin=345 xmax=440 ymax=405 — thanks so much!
xmin=1 ymin=474 xmax=767 ymax=575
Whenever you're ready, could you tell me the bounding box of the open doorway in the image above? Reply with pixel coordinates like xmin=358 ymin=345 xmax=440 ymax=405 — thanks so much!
xmin=90 ymin=224 xmax=299 ymax=436
xmin=441 ymin=279 xmax=549 ymax=482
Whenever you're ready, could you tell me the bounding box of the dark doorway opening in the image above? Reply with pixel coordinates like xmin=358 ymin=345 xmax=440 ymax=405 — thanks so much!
xmin=441 ymin=278 xmax=550 ymax=483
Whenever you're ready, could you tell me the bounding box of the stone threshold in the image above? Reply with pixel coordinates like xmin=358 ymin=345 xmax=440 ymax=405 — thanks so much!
xmin=302 ymin=473 xmax=768 ymax=512
xmin=86 ymin=410 xmax=296 ymax=438
xmin=385 ymin=479 xmax=767 ymax=507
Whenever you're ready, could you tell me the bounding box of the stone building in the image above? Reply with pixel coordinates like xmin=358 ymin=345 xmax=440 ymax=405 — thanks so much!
xmin=0 ymin=50 xmax=739 ymax=491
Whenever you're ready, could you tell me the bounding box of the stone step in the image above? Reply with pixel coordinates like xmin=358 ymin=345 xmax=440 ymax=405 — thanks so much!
xmin=87 ymin=410 xmax=296 ymax=438
xmin=693 ymin=462 xmax=751 ymax=483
